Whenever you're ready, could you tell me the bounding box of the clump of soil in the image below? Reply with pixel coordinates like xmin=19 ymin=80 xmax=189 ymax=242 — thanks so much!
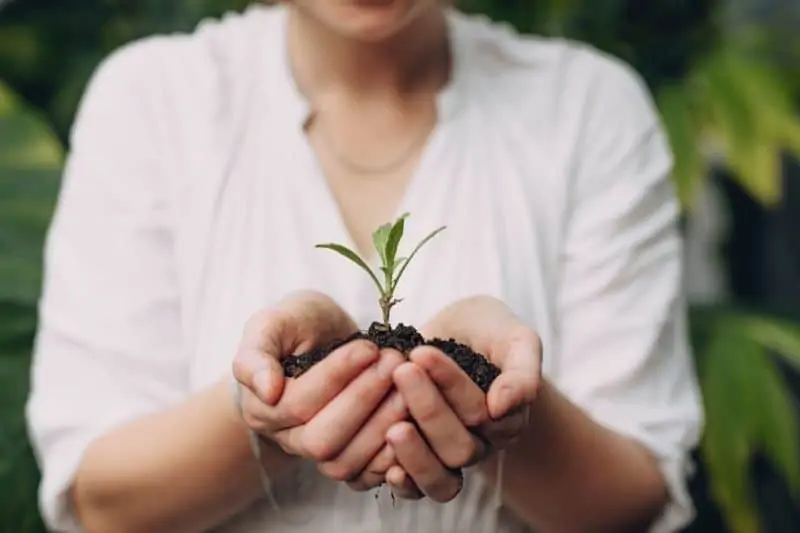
xmin=282 ymin=322 xmax=500 ymax=392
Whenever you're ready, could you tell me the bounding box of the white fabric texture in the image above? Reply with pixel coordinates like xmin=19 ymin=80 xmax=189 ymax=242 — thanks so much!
xmin=26 ymin=5 xmax=703 ymax=533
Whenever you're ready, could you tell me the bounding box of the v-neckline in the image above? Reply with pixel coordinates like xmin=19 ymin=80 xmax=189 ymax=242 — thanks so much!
xmin=269 ymin=4 xmax=470 ymax=268
xmin=299 ymin=115 xmax=448 ymax=269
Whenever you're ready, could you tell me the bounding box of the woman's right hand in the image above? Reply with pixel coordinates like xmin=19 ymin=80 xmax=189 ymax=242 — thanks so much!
xmin=232 ymin=290 xmax=408 ymax=486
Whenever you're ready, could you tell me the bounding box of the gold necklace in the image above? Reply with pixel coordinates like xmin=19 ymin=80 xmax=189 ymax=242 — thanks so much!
xmin=308 ymin=110 xmax=435 ymax=176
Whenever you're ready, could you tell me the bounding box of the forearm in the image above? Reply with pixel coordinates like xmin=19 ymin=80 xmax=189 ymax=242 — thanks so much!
xmin=481 ymin=380 xmax=668 ymax=533
xmin=73 ymin=378 xmax=296 ymax=533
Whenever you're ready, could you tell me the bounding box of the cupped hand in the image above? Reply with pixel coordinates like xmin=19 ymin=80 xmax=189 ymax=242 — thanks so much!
xmin=232 ymin=290 xmax=408 ymax=484
xmin=376 ymin=296 xmax=542 ymax=502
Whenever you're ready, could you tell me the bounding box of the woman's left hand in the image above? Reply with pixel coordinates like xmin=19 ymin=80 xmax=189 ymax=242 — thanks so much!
xmin=375 ymin=296 xmax=542 ymax=502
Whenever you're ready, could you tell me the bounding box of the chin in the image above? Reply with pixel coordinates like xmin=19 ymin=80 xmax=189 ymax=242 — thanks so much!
xmin=325 ymin=0 xmax=434 ymax=42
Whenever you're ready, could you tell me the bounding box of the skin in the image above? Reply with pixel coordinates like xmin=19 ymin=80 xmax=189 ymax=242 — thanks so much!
xmin=72 ymin=1 xmax=670 ymax=531
xmin=72 ymin=0 xmax=446 ymax=529
xmin=239 ymin=295 xmax=670 ymax=532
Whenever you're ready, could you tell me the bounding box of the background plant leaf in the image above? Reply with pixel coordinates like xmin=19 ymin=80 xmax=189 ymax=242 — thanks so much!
xmin=699 ymin=312 xmax=800 ymax=533
xmin=657 ymin=83 xmax=706 ymax=209
xmin=0 ymin=82 xmax=62 ymax=533
xmin=700 ymin=319 xmax=765 ymax=533
xmin=743 ymin=316 xmax=800 ymax=372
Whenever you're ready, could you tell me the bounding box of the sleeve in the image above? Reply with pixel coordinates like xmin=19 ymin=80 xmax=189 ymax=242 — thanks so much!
xmin=25 ymin=41 xmax=188 ymax=532
xmin=555 ymin=52 xmax=704 ymax=533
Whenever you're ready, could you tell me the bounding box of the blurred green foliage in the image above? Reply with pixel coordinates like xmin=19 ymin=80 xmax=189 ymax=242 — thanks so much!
xmin=1 ymin=2 xmax=800 ymax=533
xmin=0 ymin=80 xmax=62 ymax=533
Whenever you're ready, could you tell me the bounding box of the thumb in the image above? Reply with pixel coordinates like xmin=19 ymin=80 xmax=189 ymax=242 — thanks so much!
xmin=232 ymin=291 xmax=358 ymax=406
xmin=232 ymin=309 xmax=292 ymax=406
xmin=232 ymin=346 xmax=285 ymax=406
xmin=486 ymin=342 xmax=540 ymax=419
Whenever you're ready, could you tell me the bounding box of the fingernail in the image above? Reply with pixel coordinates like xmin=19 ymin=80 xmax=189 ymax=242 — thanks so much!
xmin=253 ymin=371 xmax=272 ymax=401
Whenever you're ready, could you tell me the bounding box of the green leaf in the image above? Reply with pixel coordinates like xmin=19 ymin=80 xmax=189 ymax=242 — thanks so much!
xmin=371 ymin=222 xmax=392 ymax=266
xmin=721 ymin=51 xmax=800 ymax=159
xmin=657 ymin=83 xmax=705 ymax=211
xmin=699 ymin=313 xmax=800 ymax=532
xmin=392 ymin=226 xmax=446 ymax=290
xmin=316 ymin=243 xmax=385 ymax=295
xmin=754 ymin=354 xmax=800 ymax=498
xmin=385 ymin=213 xmax=409 ymax=271
xmin=0 ymin=83 xmax=59 ymax=533
xmin=0 ymin=80 xmax=62 ymax=307
xmin=742 ymin=315 xmax=800 ymax=371
xmin=700 ymin=322 xmax=763 ymax=533
xmin=699 ymin=52 xmax=784 ymax=207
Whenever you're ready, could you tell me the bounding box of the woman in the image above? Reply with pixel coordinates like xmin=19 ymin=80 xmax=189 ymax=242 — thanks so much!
xmin=26 ymin=0 xmax=703 ymax=532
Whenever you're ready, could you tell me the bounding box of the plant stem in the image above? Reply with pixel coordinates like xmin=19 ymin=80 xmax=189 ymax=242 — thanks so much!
xmin=381 ymin=302 xmax=390 ymax=326
xmin=379 ymin=293 xmax=392 ymax=326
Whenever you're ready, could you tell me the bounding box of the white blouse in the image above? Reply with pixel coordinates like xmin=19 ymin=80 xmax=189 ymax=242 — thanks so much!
xmin=26 ymin=5 xmax=703 ymax=533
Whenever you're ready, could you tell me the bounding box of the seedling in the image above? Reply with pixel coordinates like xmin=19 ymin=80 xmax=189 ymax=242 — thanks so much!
xmin=283 ymin=214 xmax=500 ymax=395
xmin=316 ymin=213 xmax=446 ymax=326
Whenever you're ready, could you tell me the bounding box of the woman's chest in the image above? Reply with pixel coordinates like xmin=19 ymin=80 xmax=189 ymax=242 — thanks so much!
xmin=174 ymin=114 xmax=565 ymax=391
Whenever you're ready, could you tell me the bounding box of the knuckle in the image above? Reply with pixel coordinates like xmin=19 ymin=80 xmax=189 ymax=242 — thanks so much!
xmin=393 ymin=421 xmax=418 ymax=442
xmin=272 ymin=433 xmax=299 ymax=456
xmin=368 ymin=445 xmax=396 ymax=472
xmin=318 ymin=461 xmax=355 ymax=482
xmin=444 ymin=441 xmax=476 ymax=470
xmin=304 ymin=438 xmax=338 ymax=463
xmin=412 ymin=397 xmax=440 ymax=425
xmin=244 ymin=309 xmax=274 ymax=335
xmin=231 ymin=355 xmax=249 ymax=382
xmin=276 ymin=429 xmax=309 ymax=457
xmin=282 ymin=402 xmax=313 ymax=426
xmin=509 ymin=324 xmax=540 ymax=349
xmin=429 ymin=477 xmax=461 ymax=503
xmin=344 ymin=339 xmax=378 ymax=362
xmin=347 ymin=481 xmax=373 ymax=493
xmin=241 ymin=412 xmax=266 ymax=433
xmin=461 ymin=408 xmax=489 ymax=428
xmin=347 ymin=473 xmax=382 ymax=492
xmin=368 ymin=457 xmax=392 ymax=475
xmin=247 ymin=308 xmax=290 ymax=342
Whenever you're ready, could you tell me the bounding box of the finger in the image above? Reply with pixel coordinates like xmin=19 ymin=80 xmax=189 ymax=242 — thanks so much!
xmin=346 ymin=471 xmax=386 ymax=492
xmin=366 ymin=444 xmax=398 ymax=475
xmin=262 ymin=290 xmax=360 ymax=354
xmin=393 ymin=363 xmax=487 ymax=469
xmin=386 ymin=422 xmax=463 ymax=503
xmin=486 ymin=330 xmax=541 ymax=419
xmin=234 ymin=292 xmax=359 ymax=403
xmin=386 ymin=466 xmax=424 ymax=500
xmin=319 ymin=390 xmax=407 ymax=481
xmin=238 ymin=384 xmax=281 ymax=434
xmin=345 ymin=445 xmax=397 ymax=492
xmin=313 ymin=362 xmax=407 ymax=471
xmin=233 ymin=345 xmax=286 ymax=406
xmin=420 ymin=295 xmax=519 ymax=355
xmin=276 ymin=340 xmax=379 ymax=428
xmin=482 ymin=405 xmax=529 ymax=448
xmin=409 ymin=346 xmax=489 ymax=427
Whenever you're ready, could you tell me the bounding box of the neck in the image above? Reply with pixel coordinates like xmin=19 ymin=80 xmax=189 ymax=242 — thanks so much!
xmin=287 ymin=5 xmax=451 ymax=100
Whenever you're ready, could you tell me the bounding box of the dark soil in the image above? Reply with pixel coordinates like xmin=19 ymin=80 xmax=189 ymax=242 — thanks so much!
xmin=282 ymin=322 xmax=501 ymax=392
